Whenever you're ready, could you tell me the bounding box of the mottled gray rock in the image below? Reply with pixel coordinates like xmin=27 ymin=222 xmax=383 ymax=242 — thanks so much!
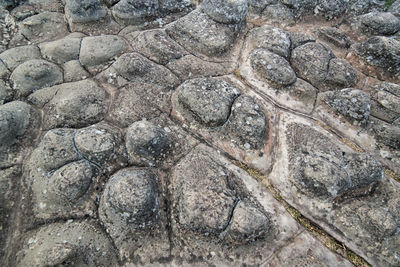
xmin=317 ymin=27 xmax=351 ymax=48
xmin=63 ymin=60 xmax=90 ymax=82
xmin=0 ymin=60 xmax=9 ymax=79
xmin=112 ymin=0 xmax=158 ymax=25
xmin=39 ymin=35 xmax=82 ymax=64
xmin=133 ymin=29 xmax=186 ymax=65
xmin=291 ymin=42 xmax=334 ymax=89
xmin=126 ymin=120 xmax=172 ymax=166
xmin=288 ymin=32 xmax=315 ymax=49
xmin=166 ymin=10 xmax=239 ymax=56
xmin=261 ymin=4 xmax=295 ymax=24
xmin=0 ymin=80 xmax=12 ymax=104
xmin=357 ymin=12 xmax=400 ymax=35
xmin=348 ymin=0 xmax=386 ymax=16
xmin=65 ymin=0 xmax=107 ymax=23
xmin=390 ymin=0 xmax=400 ymax=16
xmin=16 ymin=222 xmax=118 ymax=267
xmin=14 ymin=12 xmax=69 ymax=43
xmin=251 ymin=25 xmax=291 ymax=58
xmin=10 ymin=59 xmax=63 ymax=98
xmin=248 ymin=0 xmax=277 ymax=13
xmin=280 ymin=0 xmax=316 ymax=16
xmin=0 ymin=101 xmax=36 ymax=147
xmin=226 ymin=200 xmax=270 ymax=244
xmin=370 ymin=82 xmax=400 ymax=123
xmin=352 ymin=36 xmax=400 ymax=74
xmin=315 ymin=0 xmax=349 ymax=19
xmin=0 ymin=45 xmax=41 ymax=70
xmin=251 ymin=49 xmax=296 ymax=87
xmin=321 ymin=88 xmax=371 ymax=125
xmin=80 ymin=35 xmax=127 ymax=71
xmin=285 ymin=78 xmax=318 ymax=110
xmin=325 ymin=58 xmax=359 ymax=91
xmin=224 ymin=95 xmax=267 ymax=150
xmin=200 ymin=0 xmax=248 ymax=24
xmin=40 ymin=79 xmax=106 ymax=129
xmin=174 ymin=77 xmax=241 ymax=127
xmin=159 ymin=0 xmax=193 ymax=13
xmin=373 ymin=122 xmax=400 ymax=149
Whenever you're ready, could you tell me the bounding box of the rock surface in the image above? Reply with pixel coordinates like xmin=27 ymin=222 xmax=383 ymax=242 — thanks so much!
xmin=1 ymin=1 xmax=400 ymax=267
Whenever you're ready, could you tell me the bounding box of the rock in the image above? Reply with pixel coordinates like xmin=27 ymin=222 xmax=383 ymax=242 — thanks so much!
xmin=171 ymin=147 xmax=237 ymax=234
xmin=0 ymin=60 xmax=9 ymax=79
xmin=315 ymin=0 xmax=349 ymax=19
xmin=348 ymin=0 xmax=386 ymax=16
xmin=100 ymin=168 xmax=160 ymax=228
xmin=251 ymin=25 xmax=291 ymax=58
xmin=358 ymin=206 xmax=398 ymax=238
xmin=47 ymin=160 xmax=94 ymax=204
xmin=0 ymin=45 xmax=41 ymax=70
xmin=261 ymin=3 xmax=295 ymax=24
xmin=133 ymin=29 xmax=187 ymax=65
xmin=373 ymin=122 xmax=400 ymax=149
xmin=325 ymin=58 xmax=359 ymax=91
xmin=10 ymin=59 xmax=63 ymax=98
xmin=291 ymin=42 xmax=334 ymax=89
xmin=16 ymin=222 xmax=118 ymax=267
xmin=39 ymin=35 xmax=82 ymax=64
xmin=224 ymin=95 xmax=268 ymax=150
xmin=0 ymin=80 xmax=12 ymax=104
xmin=390 ymin=0 xmax=400 ymax=16
xmin=0 ymin=101 xmax=35 ymax=147
xmin=285 ymin=78 xmax=318 ymax=111
xmin=248 ymin=0 xmax=277 ymax=13
xmin=41 ymin=79 xmax=106 ymax=129
xmin=317 ymin=27 xmax=351 ymax=48
xmin=65 ymin=0 xmax=107 ymax=23
xmin=288 ymin=32 xmax=315 ymax=49
xmin=159 ymin=0 xmax=193 ymax=13
xmin=321 ymin=88 xmax=371 ymax=125
xmin=352 ymin=36 xmax=400 ymax=75
xmin=226 ymin=200 xmax=271 ymax=244
xmin=174 ymin=77 xmax=241 ymax=127
xmin=80 ymin=35 xmax=127 ymax=71
xmin=357 ymin=12 xmax=400 ymax=35
xmin=166 ymin=10 xmax=239 ymax=56
xmin=200 ymin=0 xmax=248 ymax=24
xmin=15 ymin=12 xmax=69 ymax=43
xmin=63 ymin=60 xmax=90 ymax=82
xmin=111 ymin=0 xmax=158 ymax=25
xmin=126 ymin=120 xmax=172 ymax=166
xmin=251 ymin=49 xmax=296 ymax=86
xmin=27 ymin=128 xmax=79 ymax=172
xmin=370 ymin=82 xmax=400 ymax=123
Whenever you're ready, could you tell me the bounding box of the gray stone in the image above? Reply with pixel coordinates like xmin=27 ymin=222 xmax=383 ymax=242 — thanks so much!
xmin=166 ymin=10 xmax=239 ymax=56
xmin=280 ymin=0 xmax=316 ymax=16
xmin=126 ymin=121 xmax=172 ymax=167
xmin=41 ymin=79 xmax=106 ymax=129
xmin=373 ymin=122 xmax=400 ymax=149
xmin=348 ymin=0 xmax=386 ymax=16
xmin=174 ymin=77 xmax=241 ymax=127
xmin=352 ymin=36 xmax=400 ymax=74
xmin=15 ymin=12 xmax=69 ymax=43
xmin=100 ymin=168 xmax=160 ymax=228
xmin=248 ymin=0 xmax=278 ymax=13
xmin=39 ymin=35 xmax=82 ymax=64
xmin=112 ymin=0 xmax=158 ymax=25
xmin=226 ymin=200 xmax=271 ymax=244
xmin=80 ymin=35 xmax=127 ymax=71
xmin=291 ymin=42 xmax=334 ymax=89
xmin=251 ymin=25 xmax=291 ymax=58
xmin=370 ymin=82 xmax=400 ymax=123
xmin=47 ymin=160 xmax=94 ymax=204
xmin=200 ymin=0 xmax=248 ymax=24
xmin=0 ymin=45 xmax=41 ymax=70
xmin=65 ymin=0 xmax=107 ymax=23
xmin=133 ymin=29 xmax=187 ymax=65
xmin=357 ymin=12 xmax=400 ymax=35
xmin=315 ymin=0 xmax=350 ymax=19
xmin=321 ymin=88 xmax=371 ymax=125
xmin=325 ymin=58 xmax=359 ymax=91
xmin=390 ymin=0 xmax=400 ymax=16
xmin=0 ymin=101 xmax=35 ymax=147
xmin=285 ymin=78 xmax=318 ymax=109
xmin=288 ymin=32 xmax=315 ymax=49
xmin=159 ymin=0 xmax=193 ymax=13
xmin=251 ymin=49 xmax=296 ymax=86
xmin=0 ymin=80 xmax=12 ymax=104
xmin=261 ymin=4 xmax=295 ymax=24
xmin=224 ymin=95 xmax=267 ymax=150
xmin=10 ymin=59 xmax=63 ymax=98
xmin=16 ymin=222 xmax=118 ymax=267
xmin=317 ymin=27 xmax=351 ymax=48
xmin=63 ymin=60 xmax=90 ymax=82
xmin=0 ymin=60 xmax=9 ymax=79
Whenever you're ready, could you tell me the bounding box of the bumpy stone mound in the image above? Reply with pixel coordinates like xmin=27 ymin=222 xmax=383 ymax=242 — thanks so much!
xmin=1 ymin=1 xmax=400 ymax=266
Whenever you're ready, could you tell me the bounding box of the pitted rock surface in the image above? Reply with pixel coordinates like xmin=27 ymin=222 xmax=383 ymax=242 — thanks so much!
xmin=1 ymin=1 xmax=400 ymax=267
